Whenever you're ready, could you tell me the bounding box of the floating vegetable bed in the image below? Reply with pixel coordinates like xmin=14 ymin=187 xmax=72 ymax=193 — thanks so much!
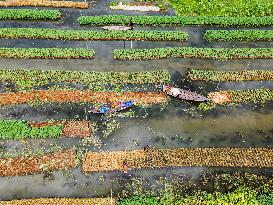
xmin=208 ymin=88 xmax=273 ymax=104
xmin=188 ymin=70 xmax=273 ymax=81
xmin=0 ymin=28 xmax=189 ymax=42
xmin=0 ymin=48 xmax=95 ymax=59
xmin=83 ymin=147 xmax=273 ymax=173
xmin=0 ymin=69 xmax=170 ymax=90
xmin=0 ymin=120 xmax=92 ymax=140
xmin=78 ymin=15 xmax=273 ymax=27
xmin=0 ymin=0 xmax=89 ymax=9
xmin=0 ymin=9 xmax=60 ymax=20
xmin=113 ymin=47 xmax=273 ymax=60
xmin=0 ymin=198 xmax=115 ymax=205
xmin=205 ymin=30 xmax=273 ymax=41
xmin=0 ymin=90 xmax=167 ymax=106
xmin=0 ymin=149 xmax=77 ymax=176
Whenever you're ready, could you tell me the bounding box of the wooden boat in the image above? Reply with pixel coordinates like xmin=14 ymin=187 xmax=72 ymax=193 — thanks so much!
xmin=101 ymin=26 xmax=132 ymax=31
xmin=163 ymin=85 xmax=208 ymax=102
xmin=88 ymin=100 xmax=133 ymax=114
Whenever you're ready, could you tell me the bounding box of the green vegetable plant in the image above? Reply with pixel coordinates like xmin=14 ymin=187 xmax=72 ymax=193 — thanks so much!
xmin=113 ymin=47 xmax=273 ymax=60
xmin=78 ymin=15 xmax=273 ymax=27
xmin=0 ymin=48 xmax=95 ymax=59
xmin=205 ymin=30 xmax=273 ymax=41
xmin=0 ymin=9 xmax=60 ymax=20
xmin=0 ymin=28 xmax=189 ymax=42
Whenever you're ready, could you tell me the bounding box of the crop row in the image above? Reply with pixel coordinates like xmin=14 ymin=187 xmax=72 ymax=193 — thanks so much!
xmin=208 ymin=88 xmax=273 ymax=104
xmin=205 ymin=30 xmax=273 ymax=41
xmin=0 ymin=48 xmax=94 ymax=59
xmin=78 ymin=15 xmax=273 ymax=27
xmin=113 ymin=47 xmax=273 ymax=60
xmin=0 ymin=69 xmax=170 ymax=89
xmin=0 ymin=149 xmax=77 ymax=176
xmin=0 ymin=28 xmax=189 ymax=41
xmin=0 ymin=9 xmax=60 ymax=20
xmin=188 ymin=69 xmax=273 ymax=81
xmin=0 ymin=198 xmax=114 ymax=205
xmin=0 ymin=120 xmax=92 ymax=140
xmin=83 ymin=147 xmax=273 ymax=173
xmin=0 ymin=90 xmax=167 ymax=106
xmin=0 ymin=0 xmax=89 ymax=9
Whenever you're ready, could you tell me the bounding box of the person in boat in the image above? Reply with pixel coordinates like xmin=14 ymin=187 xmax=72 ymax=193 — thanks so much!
xmin=129 ymin=19 xmax=134 ymax=30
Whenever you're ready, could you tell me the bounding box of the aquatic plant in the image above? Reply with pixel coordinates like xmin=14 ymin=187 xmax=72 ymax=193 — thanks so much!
xmin=205 ymin=30 xmax=273 ymax=41
xmin=0 ymin=28 xmax=189 ymax=42
xmin=0 ymin=9 xmax=60 ymax=20
xmin=188 ymin=69 xmax=273 ymax=81
xmin=0 ymin=48 xmax=95 ymax=59
xmin=78 ymin=15 xmax=273 ymax=27
xmin=113 ymin=47 xmax=273 ymax=60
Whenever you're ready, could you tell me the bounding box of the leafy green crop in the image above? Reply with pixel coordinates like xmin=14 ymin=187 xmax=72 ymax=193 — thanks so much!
xmin=0 ymin=28 xmax=189 ymax=42
xmin=188 ymin=69 xmax=273 ymax=81
xmin=0 ymin=69 xmax=170 ymax=90
xmin=205 ymin=30 xmax=273 ymax=41
xmin=113 ymin=47 xmax=273 ymax=60
xmin=119 ymin=196 xmax=159 ymax=205
xmin=168 ymin=0 xmax=272 ymax=17
xmin=78 ymin=15 xmax=273 ymax=27
xmin=0 ymin=120 xmax=63 ymax=140
xmin=0 ymin=48 xmax=95 ymax=59
xmin=0 ymin=9 xmax=60 ymax=20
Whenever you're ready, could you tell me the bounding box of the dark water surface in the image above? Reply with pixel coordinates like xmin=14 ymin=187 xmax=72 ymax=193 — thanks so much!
xmin=0 ymin=1 xmax=272 ymax=200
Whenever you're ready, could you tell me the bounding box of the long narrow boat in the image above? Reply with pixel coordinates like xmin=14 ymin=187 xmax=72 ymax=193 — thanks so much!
xmin=89 ymin=100 xmax=133 ymax=114
xmin=163 ymin=85 xmax=208 ymax=102
xmin=101 ymin=26 xmax=132 ymax=31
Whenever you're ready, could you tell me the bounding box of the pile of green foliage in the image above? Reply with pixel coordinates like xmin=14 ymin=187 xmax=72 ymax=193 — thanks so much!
xmin=0 ymin=9 xmax=60 ymax=20
xmin=78 ymin=15 xmax=273 ymax=27
xmin=205 ymin=30 xmax=273 ymax=41
xmin=188 ymin=69 xmax=273 ymax=81
xmin=168 ymin=0 xmax=272 ymax=17
xmin=0 ymin=69 xmax=170 ymax=90
xmin=0 ymin=120 xmax=63 ymax=140
xmin=0 ymin=28 xmax=189 ymax=42
xmin=0 ymin=48 xmax=95 ymax=59
xmin=113 ymin=47 xmax=273 ymax=60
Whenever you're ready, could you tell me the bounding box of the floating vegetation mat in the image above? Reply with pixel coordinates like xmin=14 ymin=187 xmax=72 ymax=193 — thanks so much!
xmin=83 ymin=148 xmax=273 ymax=173
xmin=0 ymin=90 xmax=167 ymax=106
xmin=205 ymin=30 xmax=273 ymax=42
xmin=0 ymin=149 xmax=77 ymax=176
xmin=0 ymin=198 xmax=114 ymax=205
xmin=0 ymin=28 xmax=189 ymax=42
xmin=0 ymin=0 xmax=89 ymax=8
xmin=0 ymin=9 xmax=60 ymax=20
xmin=113 ymin=47 xmax=273 ymax=60
xmin=188 ymin=69 xmax=273 ymax=82
xmin=0 ymin=120 xmax=92 ymax=140
xmin=208 ymin=88 xmax=273 ymax=104
xmin=0 ymin=69 xmax=170 ymax=90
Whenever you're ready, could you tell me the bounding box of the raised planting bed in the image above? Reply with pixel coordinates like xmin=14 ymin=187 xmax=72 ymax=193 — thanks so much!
xmin=0 ymin=198 xmax=115 ymax=205
xmin=113 ymin=47 xmax=273 ymax=60
xmin=208 ymin=88 xmax=273 ymax=104
xmin=0 ymin=0 xmax=89 ymax=9
xmin=0 ymin=69 xmax=170 ymax=90
xmin=188 ymin=70 xmax=273 ymax=82
xmin=0 ymin=28 xmax=189 ymax=42
xmin=0 ymin=9 xmax=60 ymax=20
xmin=78 ymin=15 xmax=273 ymax=27
xmin=0 ymin=48 xmax=95 ymax=59
xmin=0 ymin=149 xmax=77 ymax=176
xmin=110 ymin=2 xmax=160 ymax=12
xmin=83 ymin=147 xmax=273 ymax=173
xmin=205 ymin=30 xmax=273 ymax=42
xmin=0 ymin=90 xmax=167 ymax=106
xmin=0 ymin=120 xmax=92 ymax=139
